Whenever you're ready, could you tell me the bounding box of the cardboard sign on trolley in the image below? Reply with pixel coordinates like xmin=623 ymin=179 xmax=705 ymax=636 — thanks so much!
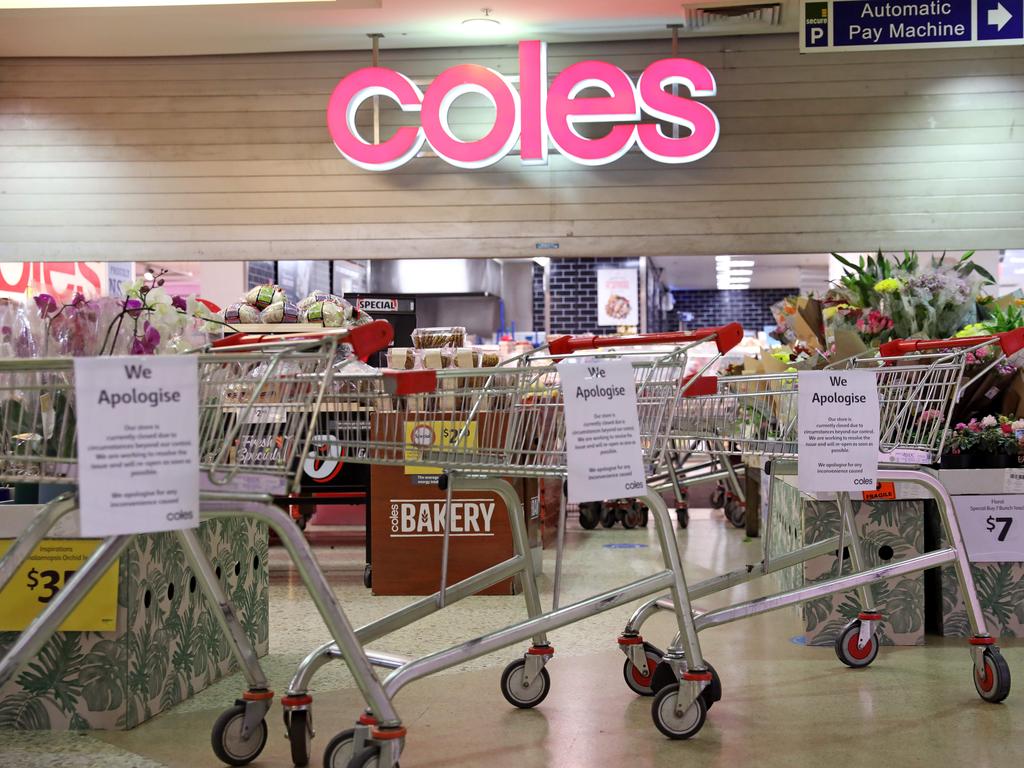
xmin=558 ymin=359 xmax=646 ymax=505
xmin=954 ymin=495 xmax=1024 ymax=562
xmin=73 ymin=356 xmax=200 ymax=536
xmin=797 ymin=370 xmax=880 ymax=492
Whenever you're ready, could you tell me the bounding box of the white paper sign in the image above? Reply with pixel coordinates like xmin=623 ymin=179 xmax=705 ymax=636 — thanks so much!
xmin=558 ymin=359 xmax=646 ymax=504
xmin=597 ymin=268 xmax=639 ymax=327
xmin=797 ymin=370 xmax=880 ymax=492
xmin=74 ymin=356 xmax=200 ymax=536
xmin=955 ymin=495 xmax=1024 ymax=562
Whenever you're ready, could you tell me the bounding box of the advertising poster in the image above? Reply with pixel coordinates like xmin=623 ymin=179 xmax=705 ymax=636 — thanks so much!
xmin=597 ymin=268 xmax=639 ymax=327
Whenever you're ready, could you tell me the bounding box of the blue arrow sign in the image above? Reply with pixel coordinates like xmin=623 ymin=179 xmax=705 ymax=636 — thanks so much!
xmin=978 ymin=0 xmax=1024 ymax=39
xmin=802 ymin=0 xmax=1024 ymax=51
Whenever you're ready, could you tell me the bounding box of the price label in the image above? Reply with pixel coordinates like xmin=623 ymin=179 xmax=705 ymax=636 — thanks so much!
xmin=0 ymin=539 xmax=119 ymax=631
xmin=403 ymin=420 xmax=477 ymax=475
xmin=955 ymin=495 xmax=1024 ymax=562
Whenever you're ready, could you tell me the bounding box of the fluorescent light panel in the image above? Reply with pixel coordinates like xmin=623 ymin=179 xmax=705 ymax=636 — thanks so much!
xmin=0 ymin=1 xmax=334 ymax=8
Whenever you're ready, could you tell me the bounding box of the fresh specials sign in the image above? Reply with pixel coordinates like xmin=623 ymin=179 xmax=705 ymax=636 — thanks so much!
xmin=803 ymin=0 xmax=1024 ymax=51
xmin=326 ymin=40 xmax=719 ymax=171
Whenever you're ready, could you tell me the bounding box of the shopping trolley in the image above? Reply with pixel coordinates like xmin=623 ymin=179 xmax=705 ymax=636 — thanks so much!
xmin=616 ymin=330 xmax=1021 ymax=705
xmin=0 ymin=321 xmax=401 ymax=767
xmin=275 ymin=324 xmax=743 ymax=768
xmin=647 ymin=438 xmax=747 ymax=529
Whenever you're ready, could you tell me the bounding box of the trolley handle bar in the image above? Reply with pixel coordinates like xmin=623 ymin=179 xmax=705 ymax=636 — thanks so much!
xmin=548 ymin=322 xmax=743 ymax=356
xmin=382 ymin=369 xmax=438 ymax=396
xmin=879 ymin=327 xmax=1024 ymax=358
xmin=211 ymin=319 xmax=394 ymax=358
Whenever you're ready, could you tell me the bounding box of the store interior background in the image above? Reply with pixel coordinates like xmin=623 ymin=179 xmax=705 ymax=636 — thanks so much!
xmin=7 ymin=250 xmax=1018 ymax=342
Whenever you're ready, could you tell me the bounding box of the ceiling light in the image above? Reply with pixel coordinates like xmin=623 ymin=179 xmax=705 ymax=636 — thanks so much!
xmin=729 ymin=259 xmax=756 ymax=267
xmin=727 ymin=269 xmax=753 ymax=276
xmin=462 ymin=7 xmax=501 ymax=33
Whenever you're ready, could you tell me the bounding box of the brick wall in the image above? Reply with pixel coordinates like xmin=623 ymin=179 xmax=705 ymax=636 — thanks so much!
xmin=670 ymin=288 xmax=796 ymax=333
xmin=246 ymin=261 xmax=276 ymax=290
xmin=531 ymin=257 xmax=642 ymax=335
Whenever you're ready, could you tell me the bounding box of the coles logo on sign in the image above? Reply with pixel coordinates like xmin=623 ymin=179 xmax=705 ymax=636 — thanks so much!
xmin=327 ymin=40 xmax=719 ymax=171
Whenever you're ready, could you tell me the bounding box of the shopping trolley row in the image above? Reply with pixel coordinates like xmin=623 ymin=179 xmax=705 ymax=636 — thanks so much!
xmin=0 ymin=322 xmax=1016 ymax=768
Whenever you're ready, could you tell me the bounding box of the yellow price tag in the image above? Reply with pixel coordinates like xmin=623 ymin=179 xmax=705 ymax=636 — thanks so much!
xmin=404 ymin=420 xmax=477 ymax=475
xmin=0 ymin=539 xmax=119 ymax=632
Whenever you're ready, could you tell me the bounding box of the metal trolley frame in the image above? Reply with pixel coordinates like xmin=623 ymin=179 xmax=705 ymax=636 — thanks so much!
xmin=616 ymin=330 xmax=1021 ymax=707
xmin=279 ymin=324 xmax=744 ymax=768
xmin=0 ymin=321 xmax=402 ymax=767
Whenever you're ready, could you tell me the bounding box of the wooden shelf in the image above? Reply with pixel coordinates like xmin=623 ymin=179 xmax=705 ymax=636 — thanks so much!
xmin=229 ymin=323 xmax=327 ymax=333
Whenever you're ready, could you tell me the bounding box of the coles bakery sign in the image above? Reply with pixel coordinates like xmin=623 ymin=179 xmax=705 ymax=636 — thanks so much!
xmin=326 ymin=40 xmax=719 ymax=171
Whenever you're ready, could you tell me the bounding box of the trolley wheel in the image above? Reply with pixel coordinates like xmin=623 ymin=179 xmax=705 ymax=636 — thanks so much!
xmin=700 ymin=662 xmax=723 ymax=709
xmin=725 ymin=499 xmax=746 ymax=529
xmin=346 ymin=744 xmax=397 ymax=768
xmin=287 ymin=709 xmax=313 ymax=767
xmin=676 ymin=507 xmax=689 ymax=529
xmin=651 ymin=683 xmax=707 ymax=740
xmin=322 ymin=728 xmax=356 ymax=768
xmin=622 ymin=503 xmax=643 ymax=529
xmin=623 ymin=643 xmax=664 ymax=696
xmin=710 ymin=483 xmax=726 ymax=509
xmin=640 ymin=505 xmax=649 ymax=527
xmin=835 ymin=620 xmax=880 ymax=668
xmin=499 ymin=659 xmax=551 ymax=709
xmin=579 ymin=503 xmax=600 ymax=530
xmin=210 ymin=704 xmax=268 ymax=767
xmin=600 ymin=506 xmax=617 ymax=528
xmin=362 ymin=564 xmax=372 ymax=589
xmin=974 ymin=647 xmax=1011 ymax=703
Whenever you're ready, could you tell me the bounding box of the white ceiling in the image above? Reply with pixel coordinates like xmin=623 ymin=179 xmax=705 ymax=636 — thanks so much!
xmin=0 ymin=0 xmax=798 ymax=57
xmin=652 ymin=253 xmax=828 ymax=291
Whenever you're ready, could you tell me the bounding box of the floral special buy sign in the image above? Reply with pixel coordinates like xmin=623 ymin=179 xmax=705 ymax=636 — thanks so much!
xmin=73 ymin=356 xmax=200 ymax=536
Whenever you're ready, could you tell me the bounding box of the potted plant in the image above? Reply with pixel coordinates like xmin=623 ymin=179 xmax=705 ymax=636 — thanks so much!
xmin=941 ymin=421 xmax=980 ymax=469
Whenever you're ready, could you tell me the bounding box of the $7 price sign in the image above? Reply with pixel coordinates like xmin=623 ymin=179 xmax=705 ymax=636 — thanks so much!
xmin=986 ymin=515 xmax=1014 ymax=542
xmin=26 ymin=567 xmax=77 ymax=604
xmin=955 ymin=496 xmax=1024 ymax=563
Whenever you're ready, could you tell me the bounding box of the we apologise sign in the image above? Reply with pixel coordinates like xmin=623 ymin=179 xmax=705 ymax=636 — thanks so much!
xmin=326 ymin=40 xmax=720 ymax=171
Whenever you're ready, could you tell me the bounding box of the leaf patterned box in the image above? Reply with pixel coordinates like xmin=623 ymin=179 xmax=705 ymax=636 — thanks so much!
xmin=0 ymin=518 xmax=269 ymax=730
xmin=771 ymin=479 xmax=926 ymax=646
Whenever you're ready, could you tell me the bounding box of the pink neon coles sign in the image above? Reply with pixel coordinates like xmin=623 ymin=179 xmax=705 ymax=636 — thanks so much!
xmin=326 ymin=41 xmax=719 ymax=171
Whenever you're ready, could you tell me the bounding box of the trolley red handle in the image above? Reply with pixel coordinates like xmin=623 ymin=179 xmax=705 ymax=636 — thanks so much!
xmin=879 ymin=327 xmax=1024 ymax=358
xmin=212 ymin=320 xmax=394 ymax=357
xmin=548 ymin=322 xmax=744 ymax=356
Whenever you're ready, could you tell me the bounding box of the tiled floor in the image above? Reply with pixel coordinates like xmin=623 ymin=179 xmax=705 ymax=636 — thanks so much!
xmin=2 ymin=509 xmax=1021 ymax=767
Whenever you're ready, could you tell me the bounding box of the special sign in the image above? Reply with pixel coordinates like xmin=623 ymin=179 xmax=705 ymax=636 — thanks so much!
xmin=327 ymin=40 xmax=719 ymax=171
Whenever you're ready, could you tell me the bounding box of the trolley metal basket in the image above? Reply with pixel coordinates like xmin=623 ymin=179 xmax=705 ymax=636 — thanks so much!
xmin=617 ymin=330 xmax=1023 ymax=706
xmin=0 ymin=321 xmax=409 ymax=768
xmin=276 ymin=325 xmax=746 ymax=767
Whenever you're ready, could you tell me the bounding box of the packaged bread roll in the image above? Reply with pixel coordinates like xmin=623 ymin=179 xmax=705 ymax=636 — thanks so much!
xmin=260 ymin=301 xmax=300 ymax=324
xmin=224 ymin=302 xmax=260 ymax=324
xmin=303 ymin=300 xmax=345 ymax=327
xmin=246 ymin=284 xmax=286 ymax=310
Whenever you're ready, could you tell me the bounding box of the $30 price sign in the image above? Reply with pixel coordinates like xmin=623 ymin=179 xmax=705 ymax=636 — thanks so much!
xmin=0 ymin=539 xmax=119 ymax=631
